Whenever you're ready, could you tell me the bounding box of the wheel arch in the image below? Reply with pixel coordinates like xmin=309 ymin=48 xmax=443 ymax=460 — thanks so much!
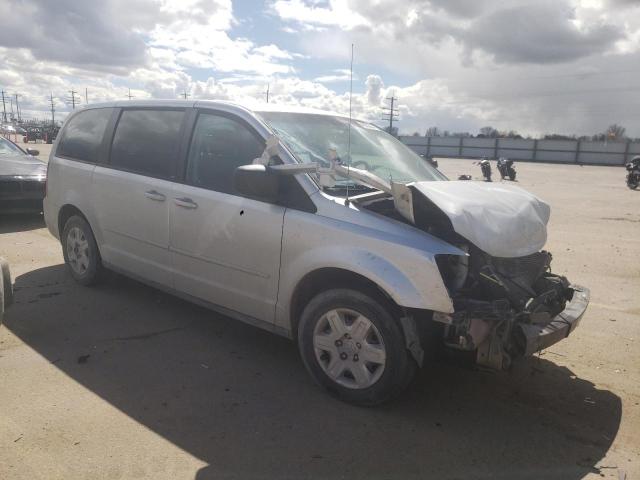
xmin=58 ymin=204 xmax=90 ymax=239
xmin=289 ymin=267 xmax=404 ymax=338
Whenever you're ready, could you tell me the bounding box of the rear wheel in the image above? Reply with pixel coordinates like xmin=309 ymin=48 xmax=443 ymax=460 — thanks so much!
xmin=298 ymin=288 xmax=416 ymax=406
xmin=628 ymin=174 xmax=639 ymax=190
xmin=61 ymin=215 xmax=104 ymax=286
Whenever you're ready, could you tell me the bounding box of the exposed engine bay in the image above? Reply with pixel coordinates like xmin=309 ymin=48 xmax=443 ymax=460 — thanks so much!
xmin=355 ymin=183 xmax=582 ymax=370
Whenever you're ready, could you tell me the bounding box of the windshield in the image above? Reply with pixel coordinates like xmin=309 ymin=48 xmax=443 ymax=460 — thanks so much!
xmin=0 ymin=137 xmax=25 ymax=156
xmin=257 ymin=112 xmax=446 ymax=191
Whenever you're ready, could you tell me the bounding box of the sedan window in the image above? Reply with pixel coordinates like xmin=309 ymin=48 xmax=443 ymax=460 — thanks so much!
xmin=0 ymin=137 xmax=24 ymax=156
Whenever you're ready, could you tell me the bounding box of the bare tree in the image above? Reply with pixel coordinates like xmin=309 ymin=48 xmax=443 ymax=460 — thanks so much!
xmin=479 ymin=126 xmax=498 ymax=138
xmin=425 ymin=126 xmax=440 ymax=137
xmin=605 ymin=124 xmax=626 ymax=141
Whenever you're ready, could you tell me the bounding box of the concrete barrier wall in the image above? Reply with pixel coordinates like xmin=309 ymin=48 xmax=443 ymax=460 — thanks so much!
xmin=400 ymin=135 xmax=640 ymax=166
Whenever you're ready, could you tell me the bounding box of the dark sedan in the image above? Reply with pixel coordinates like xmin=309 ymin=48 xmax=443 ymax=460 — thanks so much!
xmin=0 ymin=137 xmax=46 ymax=214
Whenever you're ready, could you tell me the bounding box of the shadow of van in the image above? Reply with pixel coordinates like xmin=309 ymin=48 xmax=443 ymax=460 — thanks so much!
xmin=4 ymin=264 xmax=621 ymax=480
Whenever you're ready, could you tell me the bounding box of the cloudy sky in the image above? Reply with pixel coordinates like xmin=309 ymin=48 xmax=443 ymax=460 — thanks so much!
xmin=1 ymin=0 xmax=640 ymax=137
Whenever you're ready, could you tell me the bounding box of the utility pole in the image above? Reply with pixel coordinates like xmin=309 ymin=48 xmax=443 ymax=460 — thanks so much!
xmin=49 ymin=93 xmax=56 ymax=126
xmin=126 ymin=88 xmax=134 ymax=100
xmin=68 ymin=89 xmax=79 ymax=109
xmin=180 ymin=89 xmax=190 ymax=100
xmin=14 ymin=93 xmax=21 ymax=122
xmin=382 ymin=95 xmax=399 ymax=135
xmin=9 ymin=97 xmax=14 ymax=121
xmin=1 ymin=90 xmax=6 ymax=123
xmin=85 ymin=87 xmax=88 ymax=105
xmin=264 ymin=84 xmax=270 ymax=103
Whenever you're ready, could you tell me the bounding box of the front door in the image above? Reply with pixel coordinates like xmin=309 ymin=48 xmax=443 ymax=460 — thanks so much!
xmin=170 ymin=111 xmax=285 ymax=323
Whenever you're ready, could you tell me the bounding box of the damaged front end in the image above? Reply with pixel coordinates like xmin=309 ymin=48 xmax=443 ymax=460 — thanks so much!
xmin=357 ymin=179 xmax=590 ymax=370
xmin=436 ymin=248 xmax=589 ymax=369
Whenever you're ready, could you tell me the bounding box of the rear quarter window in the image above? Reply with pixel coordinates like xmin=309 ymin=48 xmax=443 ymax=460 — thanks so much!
xmin=109 ymin=109 xmax=185 ymax=180
xmin=56 ymin=108 xmax=113 ymax=163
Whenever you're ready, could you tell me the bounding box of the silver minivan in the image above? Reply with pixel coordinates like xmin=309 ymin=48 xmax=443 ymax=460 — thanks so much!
xmin=44 ymin=100 xmax=589 ymax=405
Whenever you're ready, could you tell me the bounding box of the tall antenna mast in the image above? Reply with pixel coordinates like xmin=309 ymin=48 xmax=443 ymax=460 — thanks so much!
xmin=264 ymin=83 xmax=270 ymax=103
xmin=85 ymin=87 xmax=88 ymax=104
xmin=126 ymin=88 xmax=134 ymax=100
xmin=345 ymin=43 xmax=354 ymax=205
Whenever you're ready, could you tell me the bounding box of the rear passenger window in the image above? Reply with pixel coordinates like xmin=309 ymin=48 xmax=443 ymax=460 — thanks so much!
xmin=56 ymin=108 xmax=112 ymax=162
xmin=110 ymin=109 xmax=184 ymax=179
xmin=186 ymin=113 xmax=264 ymax=194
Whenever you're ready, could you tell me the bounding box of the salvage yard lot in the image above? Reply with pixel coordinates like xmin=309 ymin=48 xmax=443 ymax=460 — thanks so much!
xmin=1 ymin=157 xmax=639 ymax=480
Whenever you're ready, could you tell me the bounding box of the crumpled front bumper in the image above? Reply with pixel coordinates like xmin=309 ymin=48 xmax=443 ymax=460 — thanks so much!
xmin=516 ymin=285 xmax=590 ymax=357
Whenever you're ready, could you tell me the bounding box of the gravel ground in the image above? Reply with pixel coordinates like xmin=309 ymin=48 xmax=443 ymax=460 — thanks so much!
xmin=0 ymin=156 xmax=638 ymax=480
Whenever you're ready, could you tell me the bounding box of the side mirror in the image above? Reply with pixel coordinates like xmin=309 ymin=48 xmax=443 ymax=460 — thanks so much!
xmin=26 ymin=148 xmax=40 ymax=156
xmin=234 ymin=164 xmax=279 ymax=202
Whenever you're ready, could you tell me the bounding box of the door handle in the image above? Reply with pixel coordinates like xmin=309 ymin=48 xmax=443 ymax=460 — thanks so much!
xmin=174 ymin=197 xmax=198 ymax=209
xmin=144 ymin=190 xmax=166 ymax=202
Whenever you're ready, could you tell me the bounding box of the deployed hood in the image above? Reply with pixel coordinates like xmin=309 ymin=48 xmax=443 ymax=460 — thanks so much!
xmin=0 ymin=154 xmax=47 ymax=177
xmin=406 ymin=181 xmax=551 ymax=258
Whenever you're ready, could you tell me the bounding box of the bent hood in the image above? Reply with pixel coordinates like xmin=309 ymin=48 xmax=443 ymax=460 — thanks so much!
xmin=407 ymin=181 xmax=551 ymax=258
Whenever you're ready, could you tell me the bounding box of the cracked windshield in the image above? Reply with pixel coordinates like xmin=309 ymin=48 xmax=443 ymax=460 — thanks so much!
xmin=258 ymin=112 xmax=446 ymax=192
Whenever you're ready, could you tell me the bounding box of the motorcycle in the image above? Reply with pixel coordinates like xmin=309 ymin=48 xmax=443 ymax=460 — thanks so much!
xmin=497 ymin=157 xmax=517 ymax=181
xmin=479 ymin=158 xmax=492 ymax=182
xmin=627 ymin=156 xmax=640 ymax=190
xmin=420 ymin=154 xmax=439 ymax=168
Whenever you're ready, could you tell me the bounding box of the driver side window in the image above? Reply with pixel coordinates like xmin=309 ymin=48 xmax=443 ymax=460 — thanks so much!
xmin=186 ymin=113 xmax=265 ymax=195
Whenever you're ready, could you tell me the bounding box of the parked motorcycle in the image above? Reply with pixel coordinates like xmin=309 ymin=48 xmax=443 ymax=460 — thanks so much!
xmin=420 ymin=154 xmax=438 ymax=168
xmin=627 ymin=155 xmax=640 ymax=190
xmin=497 ymin=157 xmax=517 ymax=181
xmin=479 ymin=158 xmax=492 ymax=182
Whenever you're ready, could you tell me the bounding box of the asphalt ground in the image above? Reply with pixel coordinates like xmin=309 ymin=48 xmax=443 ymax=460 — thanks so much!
xmin=1 ymin=155 xmax=638 ymax=480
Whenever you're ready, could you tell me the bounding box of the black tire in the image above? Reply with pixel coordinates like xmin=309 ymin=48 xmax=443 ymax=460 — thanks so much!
xmin=61 ymin=215 xmax=104 ymax=286
xmin=0 ymin=257 xmax=12 ymax=311
xmin=298 ymin=288 xmax=417 ymax=406
xmin=628 ymin=176 xmax=639 ymax=190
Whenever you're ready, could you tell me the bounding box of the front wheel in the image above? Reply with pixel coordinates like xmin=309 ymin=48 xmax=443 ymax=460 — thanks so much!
xmin=298 ymin=288 xmax=417 ymax=406
xmin=61 ymin=215 xmax=104 ymax=286
xmin=628 ymin=174 xmax=639 ymax=190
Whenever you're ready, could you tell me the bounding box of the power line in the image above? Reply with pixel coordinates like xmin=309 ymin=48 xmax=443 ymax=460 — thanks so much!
xmin=49 ymin=93 xmax=56 ymax=126
xmin=13 ymin=93 xmax=21 ymax=122
xmin=1 ymin=90 xmax=7 ymax=123
xmin=67 ymin=89 xmax=79 ymax=109
xmin=382 ymin=95 xmax=399 ymax=134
